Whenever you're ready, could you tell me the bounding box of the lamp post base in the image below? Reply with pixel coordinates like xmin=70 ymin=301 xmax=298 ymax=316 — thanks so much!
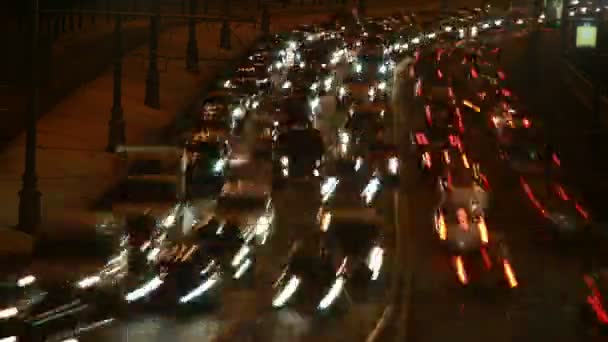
xmin=18 ymin=182 xmax=42 ymax=234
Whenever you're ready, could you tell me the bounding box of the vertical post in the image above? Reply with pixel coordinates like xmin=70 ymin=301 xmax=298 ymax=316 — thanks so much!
xmin=186 ymin=0 xmax=199 ymax=72
xmin=18 ymin=0 xmax=42 ymax=233
xmin=560 ymin=0 xmax=567 ymax=55
xmin=106 ymin=0 xmax=110 ymax=22
xmin=261 ymin=5 xmax=270 ymax=36
xmin=107 ymin=14 xmax=126 ymax=152
xmin=144 ymin=0 xmax=161 ymax=109
xmin=91 ymin=0 xmax=97 ymax=24
xmin=78 ymin=0 xmax=84 ymax=30
xmin=69 ymin=7 xmax=75 ymax=31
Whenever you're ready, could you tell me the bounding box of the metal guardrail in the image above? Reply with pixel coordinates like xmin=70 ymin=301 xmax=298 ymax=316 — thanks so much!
xmin=561 ymin=58 xmax=608 ymax=125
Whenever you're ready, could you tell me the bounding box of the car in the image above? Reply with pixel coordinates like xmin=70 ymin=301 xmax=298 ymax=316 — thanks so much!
xmin=319 ymin=208 xmax=385 ymax=284
xmin=340 ymin=72 xmax=380 ymax=103
xmin=520 ymin=176 xmax=591 ymax=240
xmin=410 ymin=130 xmax=464 ymax=175
xmin=340 ymin=103 xmax=386 ymax=157
xmin=249 ymin=116 xmax=277 ymax=157
xmin=272 ymin=125 xmax=324 ymax=188
xmin=580 ymin=269 xmax=608 ymax=335
xmin=360 ymin=141 xmax=400 ymax=185
xmin=200 ymin=90 xmax=247 ymax=130
xmin=498 ymin=136 xmax=561 ymax=175
xmin=227 ymin=63 xmax=269 ymax=93
xmin=214 ymin=180 xmax=274 ymax=245
xmin=271 ymin=239 xmax=347 ymax=313
xmin=420 ymin=97 xmax=464 ymax=132
xmin=437 ymin=155 xmax=490 ymax=214
xmin=488 ymin=102 xmax=532 ymax=133
xmin=450 ymin=241 xmax=519 ymax=289
xmin=0 ymin=273 xmax=111 ymax=342
xmin=187 ymin=131 xmax=231 ymax=181
xmin=433 ymin=200 xmax=489 ymax=253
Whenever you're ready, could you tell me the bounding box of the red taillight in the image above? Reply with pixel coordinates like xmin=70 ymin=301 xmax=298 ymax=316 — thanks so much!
xmin=437 ymin=69 xmax=443 ymax=79
xmin=497 ymin=70 xmax=506 ymax=80
xmin=471 ymin=67 xmax=478 ymax=79
xmin=415 ymin=132 xmax=429 ymax=145
xmin=501 ymin=88 xmax=512 ymax=97
xmin=523 ymin=118 xmax=530 ymax=128
xmin=552 ymin=153 xmax=561 ymax=166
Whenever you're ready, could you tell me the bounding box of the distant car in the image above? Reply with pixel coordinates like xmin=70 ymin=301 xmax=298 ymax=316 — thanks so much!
xmin=420 ymin=96 xmax=463 ymax=132
xmin=340 ymin=72 xmax=380 ymax=103
xmin=363 ymin=142 xmax=400 ymax=185
xmin=520 ymin=176 xmax=591 ymax=240
xmin=488 ymin=102 xmax=531 ymax=133
xmin=498 ymin=136 xmax=560 ymax=175
xmin=341 ymin=104 xmax=386 ymax=156
xmin=271 ymin=239 xmax=347 ymax=313
xmin=250 ymin=116 xmax=277 ymax=157
xmin=272 ymin=126 xmax=324 ymax=188
xmin=319 ymin=208 xmax=385 ymax=284
xmin=410 ymin=130 xmax=464 ymax=174
xmin=187 ymin=132 xmax=231 ymax=181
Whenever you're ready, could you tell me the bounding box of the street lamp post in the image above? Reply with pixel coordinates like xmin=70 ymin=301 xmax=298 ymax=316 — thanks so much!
xmin=18 ymin=0 xmax=42 ymax=233
xmin=186 ymin=0 xmax=199 ymax=72
xmin=107 ymin=14 xmax=126 ymax=152
xmin=261 ymin=5 xmax=270 ymax=36
xmin=144 ymin=0 xmax=161 ymax=109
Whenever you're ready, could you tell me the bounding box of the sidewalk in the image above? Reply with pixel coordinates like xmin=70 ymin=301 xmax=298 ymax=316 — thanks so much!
xmin=0 ymin=6 xmax=341 ymax=258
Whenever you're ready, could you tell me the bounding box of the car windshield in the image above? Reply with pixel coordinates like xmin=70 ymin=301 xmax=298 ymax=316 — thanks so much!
xmin=190 ymin=141 xmax=222 ymax=157
xmin=345 ymin=73 xmax=375 ymax=84
xmin=217 ymin=195 xmax=266 ymax=211
xmin=328 ymin=220 xmax=379 ymax=254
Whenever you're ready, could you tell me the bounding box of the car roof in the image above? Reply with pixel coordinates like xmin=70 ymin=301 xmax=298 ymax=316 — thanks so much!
xmin=220 ymin=180 xmax=270 ymax=198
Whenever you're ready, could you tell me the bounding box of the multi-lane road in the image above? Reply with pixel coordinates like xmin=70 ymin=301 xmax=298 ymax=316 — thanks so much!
xmin=10 ymin=15 xmax=607 ymax=342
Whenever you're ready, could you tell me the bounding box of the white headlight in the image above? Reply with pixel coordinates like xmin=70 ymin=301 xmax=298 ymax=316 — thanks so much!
xmin=280 ymin=156 xmax=289 ymax=167
xmin=379 ymin=65 xmax=387 ymax=73
xmin=494 ymin=19 xmax=503 ymax=26
xmin=17 ymin=275 xmax=36 ymax=287
xmin=444 ymin=26 xmax=453 ymax=32
xmin=411 ymin=37 xmax=420 ymax=44
xmin=223 ymin=80 xmax=231 ymax=88
xmin=355 ymin=63 xmax=362 ymax=73
xmin=77 ymin=275 xmax=101 ymax=289
xmin=378 ymin=82 xmax=386 ymax=91
xmin=0 ymin=307 xmax=19 ymax=320
xmin=282 ymin=81 xmax=292 ymax=89
xmin=388 ymin=157 xmax=399 ymax=174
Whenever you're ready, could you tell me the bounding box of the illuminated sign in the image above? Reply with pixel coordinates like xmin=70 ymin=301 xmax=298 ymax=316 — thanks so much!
xmin=576 ymin=24 xmax=597 ymax=48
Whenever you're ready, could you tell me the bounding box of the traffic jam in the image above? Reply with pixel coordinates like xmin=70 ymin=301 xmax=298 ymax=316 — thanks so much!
xmin=2 ymin=6 xmax=608 ymax=342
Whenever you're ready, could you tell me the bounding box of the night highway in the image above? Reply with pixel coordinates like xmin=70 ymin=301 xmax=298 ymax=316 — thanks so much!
xmin=3 ymin=3 xmax=608 ymax=342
